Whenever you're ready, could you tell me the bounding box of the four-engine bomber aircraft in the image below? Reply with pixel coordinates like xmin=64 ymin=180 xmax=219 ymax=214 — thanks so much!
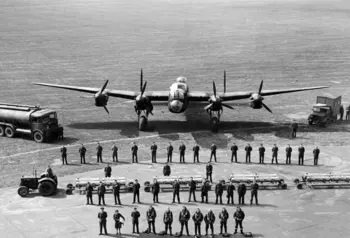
xmin=34 ymin=70 xmax=328 ymax=132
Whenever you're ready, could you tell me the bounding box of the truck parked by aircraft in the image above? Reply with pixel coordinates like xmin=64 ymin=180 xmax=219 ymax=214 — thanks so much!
xmin=308 ymin=96 xmax=341 ymax=126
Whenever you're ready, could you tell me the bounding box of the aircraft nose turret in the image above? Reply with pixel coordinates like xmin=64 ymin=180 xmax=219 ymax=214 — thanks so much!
xmin=170 ymin=100 xmax=183 ymax=113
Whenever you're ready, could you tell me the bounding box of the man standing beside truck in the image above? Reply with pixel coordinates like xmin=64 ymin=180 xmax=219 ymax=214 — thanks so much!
xmin=61 ymin=145 xmax=68 ymax=165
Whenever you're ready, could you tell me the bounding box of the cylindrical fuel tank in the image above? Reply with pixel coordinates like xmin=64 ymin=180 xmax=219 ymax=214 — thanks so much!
xmin=0 ymin=107 xmax=36 ymax=124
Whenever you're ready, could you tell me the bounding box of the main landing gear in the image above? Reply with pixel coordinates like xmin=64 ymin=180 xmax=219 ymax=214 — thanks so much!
xmin=207 ymin=109 xmax=222 ymax=132
xmin=136 ymin=109 xmax=149 ymax=131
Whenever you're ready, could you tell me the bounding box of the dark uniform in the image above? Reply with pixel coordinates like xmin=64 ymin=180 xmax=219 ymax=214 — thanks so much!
xmin=313 ymin=147 xmax=320 ymax=165
xmin=298 ymin=146 xmax=305 ymax=165
xmin=245 ymin=145 xmax=252 ymax=163
xmin=237 ymin=183 xmax=247 ymax=205
xmin=219 ymin=208 xmax=229 ymax=234
xmin=97 ymin=183 xmax=106 ymax=205
xmin=188 ymin=179 xmax=197 ymax=202
xmin=79 ymin=145 xmax=86 ymax=164
xmin=193 ymin=145 xmax=200 ymax=163
xmin=346 ymin=105 xmax=350 ymax=120
xmin=192 ymin=210 xmax=203 ymax=236
xmin=112 ymin=145 xmax=118 ymax=162
xmin=113 ymin=182 xmax=121 ymax=205
xmin=152 ymin=181 xmax=160 ymax=203
xmin=234 ymin=208 xmax=245 ymax=234
xmin=96 ymin=144 xmax=103 ymax=163
xmin=226 ymin=182 xmax=235 ymax=204
xmin=167 ymin=144 xmax=173 ymax=163
xmin=163 ymin=209 xmax=173 ymax=236
xmin=146 ymin=207 xmax=157 ymax=234
xmin=210 ymin=144 xmax=217 ymax=162
xmin=179 ymin=144 xmax=186 ymax=163
xmin=201 ymin=182 xmax=209 ymax=203
xmin=215 ymin=182 xmax=224 ymax=204
xmin=151 ymin=143 xmax=157 ymax=163
xmin=286 ymin=146 xmax=292 ymax=164
xmin=61 ymin=146 xmax=67 ymax=165
xmin=250 ymin=182 xmax=259 ymax=205
xmin=86 ymin=183 xmax=93 ymax=205
xmin=172 ymin=180 xmax=180 ymax=203
xmin=204 ymin=211 xmax=215 ymax=236
xmin=206 ymin=163 xmax=213 ymax=183
xmin=133 ymin=181 xmax=141 ymax=203
xmin=340 ymin=105 xmax=344 ymax=120
xmin=231 ymin=144 xmax=238 ymax=162
xmin=179 ymin=208 xmax=190 ymax=236
xmin=98 ymin=209 xmax=108 ymax=235
xmin=131 ymin=144 xmax=138 ymax=163
xmin=131 ymin=209 xmax=140 ymax=234
xmin=258 ymin=145 xmax=265 ymax=164
xmin=272 ymin=145 xmax=279 ymax=164
xmin=104 ymin=164 xmax=112 ymax=178
xmin=163 ymin=164 xmax=171 ymax=176
xmin=113 ymin=212 xmax=125 ymax=234
xmin=291 ymin=122 xmax=298 ymax=138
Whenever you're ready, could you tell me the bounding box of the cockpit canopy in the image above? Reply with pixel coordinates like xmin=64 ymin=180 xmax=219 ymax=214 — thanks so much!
xmin=176 ymin=76 xmax=187 ymax=83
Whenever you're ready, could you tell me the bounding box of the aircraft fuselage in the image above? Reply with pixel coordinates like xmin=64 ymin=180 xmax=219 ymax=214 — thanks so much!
xmin=167 ymin=77 xmax=190 ymax=113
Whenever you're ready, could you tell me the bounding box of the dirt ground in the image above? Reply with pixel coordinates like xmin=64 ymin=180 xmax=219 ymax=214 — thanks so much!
xmin=1 ymin=0 xmax=350 ymax=237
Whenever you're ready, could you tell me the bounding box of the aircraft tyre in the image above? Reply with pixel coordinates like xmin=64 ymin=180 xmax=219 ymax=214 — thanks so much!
xmin=33 ymin=131 xmax=45 ymax=143
xmin=139 ymin=116 xmax=147 ymax=131
xmin=18 ymin=186 xmax=29 ymax=197
xmin=211 ymin=117 xmax=219 ymax=132
xmin=5 ymin=126 xmax=15 ymax=138
xmin=0 ymin=126 xmax=4 ymax=136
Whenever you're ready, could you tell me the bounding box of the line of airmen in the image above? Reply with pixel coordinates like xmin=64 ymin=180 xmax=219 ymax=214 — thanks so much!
xmin=97 ymin=205 xmax=246 ymax=236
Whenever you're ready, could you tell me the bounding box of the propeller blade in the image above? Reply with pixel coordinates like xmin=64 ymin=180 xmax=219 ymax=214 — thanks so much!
xmin=258 ymin=80 xmax=263 ymax=94
xmin=262 ymin=102 xmax=272 ymax=113
xmin=224 ymin=70 xmax=226 ymax=93
xmin=140 ymin=69 xmax=143 ymax=92
xmin=141 ymin=81 xmax=147 ymax=96
xmin=204 ymin=103 xmax=213 ymax=111
xmin=103 ymin=106 xmax=109 ymax=114
xmin=222 ymin=103 xmax=234 ymax=110
xmin=213 ymin=81 xmax=217 ymax=97
xmin=100 ymin=80 xmax=109 ymax=93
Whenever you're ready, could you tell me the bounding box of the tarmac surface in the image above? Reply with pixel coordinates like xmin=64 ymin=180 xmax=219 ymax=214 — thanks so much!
xmin=1 ymin=0 xmax=350 ymax=237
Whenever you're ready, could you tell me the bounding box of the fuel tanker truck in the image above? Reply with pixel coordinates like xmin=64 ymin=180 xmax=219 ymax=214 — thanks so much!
xmin=0 ymin=103 xmax=63 ymax=143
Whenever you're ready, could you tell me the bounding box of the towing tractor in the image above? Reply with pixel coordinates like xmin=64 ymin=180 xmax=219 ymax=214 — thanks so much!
xmin=18 ymin=169 xmax=58 ymax=197
xmin=308 ymin=96 xmax=341 ymax=126
xmin=0 ymin=103 xmax=63 ymax=142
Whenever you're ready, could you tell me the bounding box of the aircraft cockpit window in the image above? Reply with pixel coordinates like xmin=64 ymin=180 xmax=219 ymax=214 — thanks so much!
xmin=177 ymin=84 xmax=186 ymax=91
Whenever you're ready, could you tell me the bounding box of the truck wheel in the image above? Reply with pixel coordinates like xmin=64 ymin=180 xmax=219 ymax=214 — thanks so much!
xmin=39 ymin=181 xmax=56 ymax=196
xmin=5 ymin=127 xmax=14 ymax=138
xmin=33 ymin=131 xmax=44 ymax=143
xmin=0 ymin=126 xmax=4 ymax=136
xmin=18 ymin=186 xmax=29 ymax=197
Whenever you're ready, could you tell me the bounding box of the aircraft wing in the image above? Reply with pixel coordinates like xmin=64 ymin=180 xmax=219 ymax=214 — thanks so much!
xmin=33 ymin=82 xmax=169 ymax=101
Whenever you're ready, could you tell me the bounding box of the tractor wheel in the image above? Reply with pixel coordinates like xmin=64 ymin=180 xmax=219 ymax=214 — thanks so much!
xmin=0 ymin=126 xmax=4 ymax=136
xmin=211 ymin=117 xmax=219 ymax=132
xmin=5 ymin=127 xmax=15 ymax=138
xmin=65 ymin=189 xmax=73 ymax=195
xmin=39 ymin=181 xmax=56 ymax=196
xmin=18 ymin=186 xmax=29 ymax=197
xmin=33 ymin=131 xmax=44 ymax=143
xmin=144 ymin=181 xmax=150 ymax=187
xmin=297 ymin=183 xmax=303 ymax=189
xmin=144 ymin=186 xmax=151 ymax=192
xmin=281 ymin=184 xmax=287 ymax=189
xmin=139 ymin=116 xmax=147 ymax=131
xmin=66 ymin=183 xmax=73 ymax=189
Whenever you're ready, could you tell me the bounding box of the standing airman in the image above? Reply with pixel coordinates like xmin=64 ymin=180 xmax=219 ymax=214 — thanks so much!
xmin=98 ymin=207 xmax=108 ymax=235
xmin=113 ymin=180 xmax=121 ymax=205
xmin=346 ymin=105 xmax=350 ymax=120
xmin=192 ymin=208 xmax=204 ymax=237
xmin=215 ymin=180 xmax=224 ymax=204
xmin=86 ymin=182 xmax=93 ymax=205
xmin=250 ymin=179 xmax=259 ymax=205
xmin=231 ymin=143 xmax=238 ymax=163
xmin=179 ymin=206 xmax=190 ymax=237
xmin=237 ymin=182 xmax=247 ymax=205
xmin=258 ymin=144 xmax=265 ymax=164
xmin=163 ymin=207 xmax=173 ymax=236
xmin=113 ymin=210 xmax=125 ymax=235
xmin=313 ymin=146 xmax=320 ymax=165
xmin=226 ymin=181 xmax=235 ymax=204
xmin=61 ymin=145 xmax=68 ymax=165
xmin=210 ymin=143 xmax=217 ymax=162
xmin=111 ymin=143 xmax=118 ymax=162
xmin=188 ymin=177 xmax=197 ymax=202
xmin=291 ymin=121 xmax=298 ymax=138
xmin=286 ymin=144 xmax=292 ymax=164
xmin=151 ymin=142 xmax=157 ymax=163
xmin=201 ymin=181 xmax=209 ymax=204
xmin=132 ymin=179 xmax=141 ymax=204
xmin=152 ymin=179 xmax=160 ymax=203
xmin=172 ymin=179 xmax=181 ymax=204
xmin=206 ymin=162 xmax=213 ymax=183
xmin=298 ymin=144 xmax=305 ymax=165
xmin=96 ymin=142 xmax=103 ymax=163
xmin=204 ymin=209 xmax=215 ymax=236
xmin=179 ymin=142 xmax=186 ymax=163
xmin=79 ymin=144 xmax=86 ymax=164
xmin=233 ymin=206 xmax=245 ymax=234
xmin=167 ymin=142 xmax=173 ymax=163
xmin=245 ymin=143 xmax=252 ymax=163
xmin=131 ymin=142 xmax=138 ymax=163
xmin=131 ymin=207 xmax=140 ymax=234
xmin=146 ymin=206 xmax=157 ymax=234
xmin=219 ymin=207 xmax=229 ymax=235
xmin=271 ymin=144 xmax=279 ymax=164
xmin=97 ymin=181 xmax=106 ymax=206
xmin=193 ymin=143 xmax=200 ymax=163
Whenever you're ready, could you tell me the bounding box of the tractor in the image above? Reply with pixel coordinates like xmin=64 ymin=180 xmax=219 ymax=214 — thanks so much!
xmin=18 ymin=168 xmax=58 ymax=197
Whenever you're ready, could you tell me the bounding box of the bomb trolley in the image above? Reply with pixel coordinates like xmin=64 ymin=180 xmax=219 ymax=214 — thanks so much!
xmin=143 ymin=175 xmax=209 ymax=192
xmin=223 ymin=173 xmax=287 ymax=190
xmin=65 ymin=177 xmax=134 ymax=195
xmin=294 ymin=172 xmax=350 ymax=189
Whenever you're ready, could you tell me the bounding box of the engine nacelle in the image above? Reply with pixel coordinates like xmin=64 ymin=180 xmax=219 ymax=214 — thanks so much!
xmin=135 ymin=96 xmax=153 ymax=112
xmin=250 ymin=101 xmax=262 ymax=109
xmin=249 ymin=93 xmax=263 ymax=109
xmin=94 ymin=93 xmax=109 ymax=107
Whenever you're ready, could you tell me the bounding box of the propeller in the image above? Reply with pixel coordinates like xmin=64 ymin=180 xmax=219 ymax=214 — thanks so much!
xmin=204 ymin=81 xmax=234 ymax=111
xmin=93 ymin=80 xmax=110 ymax=114
xmin=135 ymin=69 xmax=153 ymax=115
xmin=250 ymin=80 xmax=272 ymax=113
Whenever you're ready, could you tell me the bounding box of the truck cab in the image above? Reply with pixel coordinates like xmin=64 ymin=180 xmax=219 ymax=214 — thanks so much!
xmin=30 ymin=110 xmax=63 ymax=142
xmin=308 ymin=104 xmax=333 ymax=125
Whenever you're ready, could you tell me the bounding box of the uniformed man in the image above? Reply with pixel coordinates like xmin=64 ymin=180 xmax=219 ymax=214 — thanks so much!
xmin=179 ymin=142 xmax=186 ymax=163
xmin=215 ymin=180 xmax=224 ymax=204
xmin=226 ymin=181 xmax=235 ymax=204
xmin=188 ymin=177 xmax=197 ymax=202
xmin=233 ymin=206 xmax=245 ymax=234
xmin=86 ymin=182 xmax=94 ymax=205
xmin=172 ymin=179 xmax=180 ymax=204
xmin=150 ymin=142 xmax=157 ymax=163
xmin=60 ymin=145 xmax=68 ymax=165
xmin=219 ymin=207 xmax=229 ymax=235
xmin=258 ymin=144 xmax=265 ymax=164
xmin=146 ymin=206 xmax=157 ymax=234
xmin=340 ymin=104 xmax=344 ymax=120
xmin=79 ymin=144 xmax=87 ymax=164
xmin=97 ymin=181 xmax=106 ymax=206
xmin=131 ymin=142 xmax=138 ymax=163
xmin=245 ymin=143 xmax=252 ymax=163
xmin=104 ymin=163 xmax=112 ymax=178
xmin=237 ymin=182 xmax=246 ymax=205
xmin=113 ymin=180 xmax=121 ymax=205
xmin=163 ymin=163 xmax=171 ymax=176
xmin=210 ymin=143 xmax=217 ymax=162
xmin=286 ymin=144 xmax=292 ymax=164
xmin=346 ymin=105 xmax=350 ymax=120
xmin=271 ymin=144 xmax=279 ymax=164
xmin=167 ymin=142 xmax=173 ymax=163
xmin=298 ymin=144 xmax=305 ymax=165
xmin=313 ymin=146 xmax=320 ymax=166
xmin=46 ymin=165 xmax=54 ymax=178
xmin=192 ymin=208 xmax=203 ymax=237
xmin=98 ymin=207 xmax=108 ymax=235
xmin=179 ymin=206 xmax=190 ymax=237
xmin=250 ymin=179 xmax=259 ymax=205
xmin=113 ymin=210 xmax=125 ymax=235
xmin=231 ymin=143 xmax=238 ymax=163
xmin=204 ymin=209 xmax=215 ymax=236
xmin=132 ymin=179 xmax=141 ymax=204
xmin=111 ymin=143 xmax=118 ymax=162
xmin=206 ymin=162 xmax=213 ymax=183
xmin=96 ymin=142 xmax=103 ymax=163
xmin=201 ymin=181 xmax=209 ymax=204
xmin=163 ymin=207 xmax=173 ymax=236
xmin=131 ymin=207 xmax=140 ymax=234
xmin=193 ymin=143 xmax=200 ymax=163
xmin=152 ymin=179 xmax=160 ymax=203
xmin=291 ymin=121 xmax=298 ymax=138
